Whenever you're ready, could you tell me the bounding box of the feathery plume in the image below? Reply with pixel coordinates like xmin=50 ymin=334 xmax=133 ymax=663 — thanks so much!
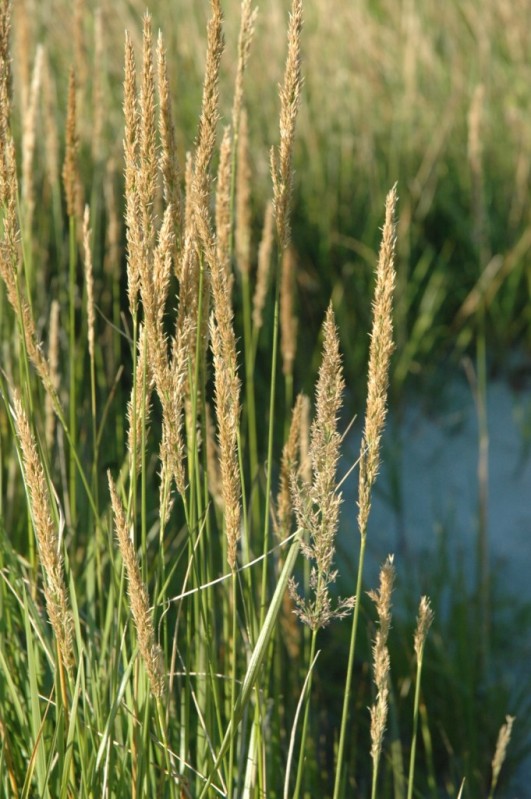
xmin=108 ymin=473 xmax=165 ymax=698
xmin=215 ymin=126 xmax=233 ymax=288
xmin=280 ymin=244 xmax=298 ymax=378
xmin=414 ymin=595 xmax=434 ymax=661
xmin=289 ymin=304 xmax=354 ymax=629
xmin=62 ymin=67 xmax=80 ymax=220
xmin=123 ymin=31 xmax=140 ymax=314
xmin=138 ymin=13 xmax=156 ymax=255
xmin=0 ymin=136 xmax=58 ymax=405
xmin=0 ymin=0 xmax=12 ymax=145
xmin=157 ymin=30 xmax=182 ymax=271
xmin=83 ymin=205 xmax=96 ymax=364
xmin=210 ymin=314 xmax=241 ymax=570
xmin=235 ymin=108 xmax=251 ymax=278
xmin=368 ymin=556 xmax=395 ymax=779
xmin=270 ymin=0 xmax=303 ymax=250
xmin=490 ymin=715 xmax=515 ymax=797
xmin=358 ymin=185 xmax=397 ymax=540
xmin=231 ymin=0 xmax=257 ymax=135
xmin=21 ymin=44 xmax=43 ymax=229
xmin=252 ymin=200 xmax=274 ymax=332
xmin=45 ymin=300 xmax=61 ymax=449
xmin=275 ymin=393 xmax=304 ymax=540
xmin=13 ymin=392 xmax=74 ymax=671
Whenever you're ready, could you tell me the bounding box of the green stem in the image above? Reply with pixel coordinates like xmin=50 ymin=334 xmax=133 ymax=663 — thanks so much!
xmin=292 ymin=627 xmax=318 ymax=799
xmin=333 ymin=534 xmax=367 ymax=799
xmin=407 ymin=652 xmax=425 ymax=799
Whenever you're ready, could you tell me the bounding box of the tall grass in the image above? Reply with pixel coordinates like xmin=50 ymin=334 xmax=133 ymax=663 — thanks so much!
xmin=0 ymin=1 xmax=520 ymax=797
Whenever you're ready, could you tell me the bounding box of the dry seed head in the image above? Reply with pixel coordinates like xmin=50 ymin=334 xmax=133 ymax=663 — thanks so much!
xmin=271 ymin=0 xmax=303 ymax=250
xmin=205 ymin=401 xmax=223 ymax=508
xmin=210 ymin=314 xmax=241 ymax=570
xmin=91 ymin=7 xmax=104 ymax=163
xmin=42 ymin=50 xmax=59 ymax=194
xmin=123 ymin=31 xmax=140 ymax=313
xmin=491 ymin=715 xmax=515 ymax=793
xmin=21 ymin=44 xmax=43 ymax=229
xmin=358 ymin=184 xmax=397 ymax=539
xmin=235 ymin=108 xmax=251 ymax=277
xmin=0 ymin=0 xmax=12 ymax=142
xmin=13 ymin=392 xmax=74 ymax=671
xmin=193 ymin=0 xmax=224 ymax=206
xmin=138 ymin=13 xmax=157 ymax=254
xmin=275 ymin=393 xmax=304 ymax=540
xmin=62 ymin=67 xmax=80 ymax=219
xmin=103 ymin=157 xmax=121 ymax=280
xmin=157 ymin=30 xmax=182 ymax=270
xmin=231 ymin=0 xmax=257 ymax=135
xmin=290 ymin=304 xmax=354 ymax=629
xmin=368 ymin=555 xmax=395 ymax=768
xmin=0 ymin=137 xmax=58 ymax=406
xmin=215 ymin=126 xmax=233 ymax=288
xmin=252 ymin=200 xmax=274 ymax=331
xmin=83 ymin=205 xmax=96 ymax=363
xmin=299 ymin=391 xmax=311 ymax=485
xmin=45 ymin=300 xmax=60 ymax=449
xmin=108 ymin=473 xmax=165 ymax=698
xmin=280 ymin=244 xmax=298 ymax=377
xmin=126 ymin=325 xmax=153 ymax=475
xmin=414 ymin=595 xmax=434 ymax=660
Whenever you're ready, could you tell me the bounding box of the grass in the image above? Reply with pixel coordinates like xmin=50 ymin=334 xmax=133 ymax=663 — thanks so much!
xmin=0 ymin=0 xmax=526 ymax=796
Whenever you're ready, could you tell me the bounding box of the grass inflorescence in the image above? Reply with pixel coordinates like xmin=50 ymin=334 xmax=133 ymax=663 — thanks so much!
xmin=0 ymin=1 xmax=523 ymax=797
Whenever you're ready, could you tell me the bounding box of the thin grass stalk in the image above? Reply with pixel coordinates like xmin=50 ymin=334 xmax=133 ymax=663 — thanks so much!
xmin=12 ymin=392 xmax=75 ymax=698
xmin=292 ymin=625 xmax=317 ymax=799
xmin=261 ymin=0 xmax=303 ymax=629
xmin=407 ymin=596 xmax=434 ymax=799
xmin=334 ymin=185 xmax=398 ymax=799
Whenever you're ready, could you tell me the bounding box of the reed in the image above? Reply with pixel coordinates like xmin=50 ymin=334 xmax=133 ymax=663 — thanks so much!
xmin=0 ymin=1 xmax=521 ymax=797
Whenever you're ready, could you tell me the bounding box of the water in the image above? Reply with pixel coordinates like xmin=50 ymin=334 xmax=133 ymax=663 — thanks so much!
xmin=338 ymin=372 xmax=531 ymax=796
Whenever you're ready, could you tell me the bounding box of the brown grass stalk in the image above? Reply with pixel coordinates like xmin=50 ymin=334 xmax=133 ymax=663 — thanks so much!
xmin=0 ymin=135 xmax=58 ymax=406
xmin=215 ymin=126 xmax=233 ymax=288
xmin=157 ymin=30 xmax=182 ymax=272
xmin=45 ymin=300 xmax=61 ymax=450
xmin=280 ymin=244 xmax=297 ymax=378
xmin=13 ymin=392 xmax=74 ymax=672
xmin=235 ymin=108 xmax=251 ymax=278
xmin=358 ymin=184 xmax=398 ymax=540
xmin=62 ymin=67 xmax=80 ymax=220
xmin=270 ymin=0 xmax=303 ymax=251
xmin=231 ymin=0 xmax=257 ymax=136
xmin=490 ymin=715 xmax=515 ymax=797
xmin=83 ymin=205 xmax=95 ymax=364
xmin=252 ymin=200 xmax=274 ymax=332
xmin=108 ymin=473 xmax=165 ymax=698
xmin=289 ymin=304 xmax=354 ymax=629
xmin=275 ymin=392 xmax=304 ymax=540
xmin=21 ymin=44 xmax=43 ymax=230
xmin=368 ymin=555 xmax=395 ymax=773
